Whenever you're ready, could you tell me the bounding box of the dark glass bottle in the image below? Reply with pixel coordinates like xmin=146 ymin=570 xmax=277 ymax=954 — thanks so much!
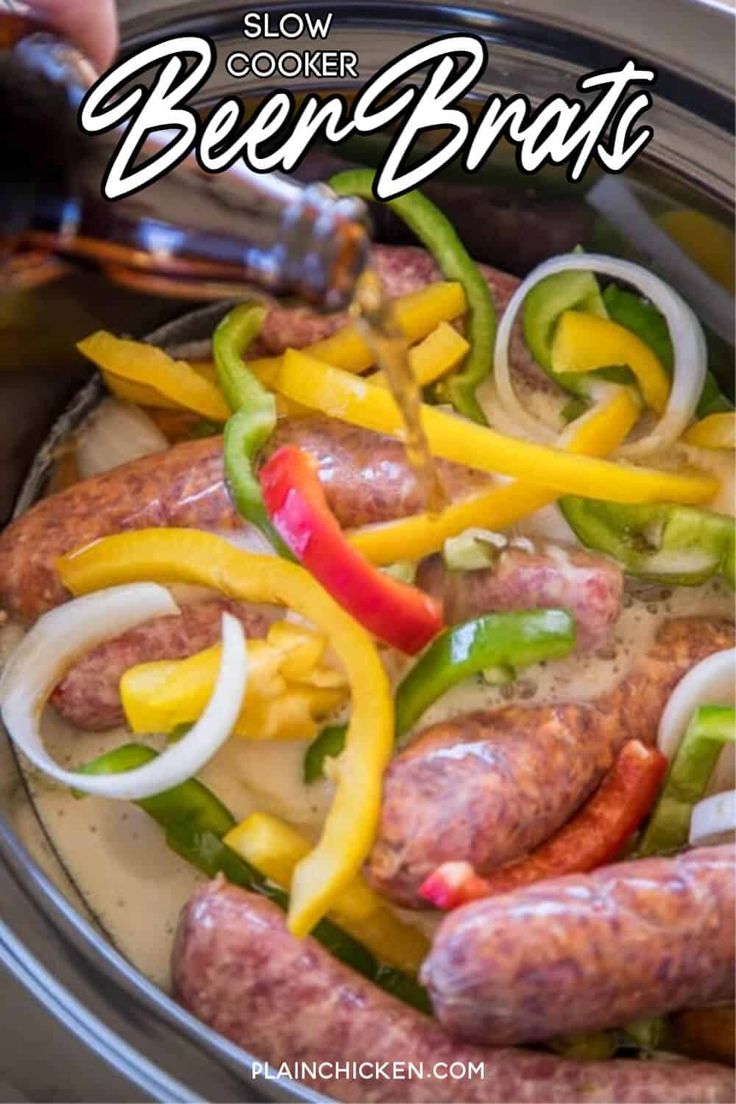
xmin=0 ymin=23 xmax=369 ymax=311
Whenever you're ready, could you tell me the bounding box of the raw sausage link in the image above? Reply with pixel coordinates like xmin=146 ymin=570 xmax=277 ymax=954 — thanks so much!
xmin=172 ymin=879 xmax=735 ymax=1103
xmin=267 ymin=415 xmax=488 ymax=529
xmin=416 ymin=546 xmax=624 ymax=651
xmin=366 ymin=618 xmax=734 ymax=906
xmin=0 ymin=437 xmax=236 ymax=623
xmin=421 ymin=845 xmax=735 ymax=1047
xmin=49 ymin=599 xmax=273 ymax=730
xmin=0 ymin=423 xmax=486 ymax=623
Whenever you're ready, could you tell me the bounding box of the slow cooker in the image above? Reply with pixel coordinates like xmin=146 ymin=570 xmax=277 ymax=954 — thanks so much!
xmin=0 ymin=1 xmax=733 ymax=1100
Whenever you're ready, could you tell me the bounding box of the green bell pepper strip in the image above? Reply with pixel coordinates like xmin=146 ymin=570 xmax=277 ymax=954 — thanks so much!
xmin=304 ymin=608 xmax=575 ymax=780
xmin=212 ymin=304 xmax=293 ymax=558
xmin=394 ymin=607 xmax=574 ymax=741
xmin=638 ymin=705 xmax=736 ymax=857
xmin=603 ymin=285 xmax=672 ymax=370
xmin=549 ymin=1016 xmax=667 ymax=1062
xmin=523 ymin=267 xmax=732 ymax=415
xmin=76 ymin=743 xmax=430 ymax=1012
xmin=603 ymin=284 xmax=733 ymax=418
xmin=303 ymin=724 xmax=348 ymax=784
xmin=522 ymin=268 xmax=608 ymax=397
xmin=618 ymin=1017 xmax=667 ymax=1055
xmin=328 ymin=169 xmax=496 ymax=424
xmin=548 ymin=1031 xmax=618 ymax=1061
xmin=560 ymin=497 xmax=735 ymax=588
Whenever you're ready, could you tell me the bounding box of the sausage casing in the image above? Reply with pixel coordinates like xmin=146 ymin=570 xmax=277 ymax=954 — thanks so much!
xmin=172 ymin=879 xmax=735 ymax=1103
xmin=421 ymin=845 xmax=735 ymax=1047
xmin=415 ymin=546 xmax=623 ymax=651
xmin=0 ymin=420 xmax=485 ymax=622
xmin=50 ymin=598 xmax=272 ymax=729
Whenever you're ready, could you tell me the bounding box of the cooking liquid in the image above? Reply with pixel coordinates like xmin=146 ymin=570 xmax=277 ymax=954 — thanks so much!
xmin=2 ymin=576 xmax=733 ymax=988
xmin=352 ymin=270 xmax=446 ymax=515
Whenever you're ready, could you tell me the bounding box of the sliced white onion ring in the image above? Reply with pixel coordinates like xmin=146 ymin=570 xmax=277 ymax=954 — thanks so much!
xmin=689 ymin=790 xmax=736 ymax=846
xmin=0 ymin=585 xmax=248 ymax=799
xmin=658 ymin=648 xmax=735 ymax=795
xmin=493 ymin=253 xmax=707 ymax=458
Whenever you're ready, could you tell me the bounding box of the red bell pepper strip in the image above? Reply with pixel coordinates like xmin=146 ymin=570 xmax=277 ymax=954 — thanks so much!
xmin=260 ymin=445 xmax=443 ymax=654
xmin=419 ymin=739 xmax=667 ymax=910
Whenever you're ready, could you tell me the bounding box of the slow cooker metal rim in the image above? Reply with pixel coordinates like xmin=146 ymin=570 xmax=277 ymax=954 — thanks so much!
xmin=0 ymin=810 xmax=323 ymax=1104
xmin=116 ymin=0 xmax=735 ymax=127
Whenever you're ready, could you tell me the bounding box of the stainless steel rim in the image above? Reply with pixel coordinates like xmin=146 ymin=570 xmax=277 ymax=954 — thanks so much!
xmin=117 ymin=0 xmax=734 ymax=116
xmin=0 ymin=2 xmax=733 ymax=1099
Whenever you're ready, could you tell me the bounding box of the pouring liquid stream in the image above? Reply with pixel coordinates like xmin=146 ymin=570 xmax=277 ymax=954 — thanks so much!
xmin=352 ymin=271 xmax=446 ymax=515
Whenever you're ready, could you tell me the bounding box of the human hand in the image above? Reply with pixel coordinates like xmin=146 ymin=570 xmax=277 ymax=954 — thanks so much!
xmin=20 ymin=0 xmax=118 ymax=71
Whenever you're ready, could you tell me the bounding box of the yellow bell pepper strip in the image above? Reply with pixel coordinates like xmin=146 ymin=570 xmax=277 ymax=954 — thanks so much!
xmin=102 ymin=372 xmax=182 ymax=410
xmin=330 ymin=169 xmax=496 ymax=424
xmin=523 ymin=268 xmax=607 ymax=379
xmin=248 ymin=280 xmax=467 ymax=385
xmin=224 ymin=812 xmax=429 ymax=975
xmin=348 ymin=386 xmax=640 ymax=565
xmin=375 ymin=281 xmax=466 ymax=344
xmin=684 ymin=412 xmax=736 ymax=449
xmin=274 ymin=349 xmax=718 ymax=506
xmin=550 ymin=310 xmax=671 ymax=415
xmin=367 ymin=322 xmax=469 ymax=390
xmin=77 ymin=332 xmax=231 ymax=421
xmin=265 ymin=619 xmax=336 ymax=680
xmin=120 ymin=621 xmax=348 ymax=742
xmin=96 ymin=282 xmax=465 ymax=411
xmin=250 ymin=322 xmax=468 ymax=394
xmin=57 ymin=527 xmax=393 ymax=939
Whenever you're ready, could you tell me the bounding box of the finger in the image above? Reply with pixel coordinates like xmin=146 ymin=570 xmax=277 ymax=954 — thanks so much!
xmin=26 ymin=0 xmax=118 ymax=72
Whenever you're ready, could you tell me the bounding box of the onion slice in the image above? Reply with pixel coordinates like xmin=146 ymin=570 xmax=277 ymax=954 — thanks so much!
xmin=77 ymin=398 xmax=169 ymax=479
xmin=494 ymin=253 xmax=707 ymax=458
xmin=658 ymin=648 xmax=735 ymax=795
xmin=0 ymin=585 xmax=248 ymax=799
xmin=689 ymin=790 xmax=736 ymax=846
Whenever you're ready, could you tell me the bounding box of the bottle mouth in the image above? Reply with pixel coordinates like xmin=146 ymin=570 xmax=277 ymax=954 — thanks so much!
xmin=281 ymin=184 xmax=372 ymax=312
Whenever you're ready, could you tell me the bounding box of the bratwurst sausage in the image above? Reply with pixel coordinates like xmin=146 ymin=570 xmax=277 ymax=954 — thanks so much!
xmin=49 ymin=598 xmax=272 ymax=730
xmin=421 ymin=845 xmax=735 ymax=1047
xmin=172 ymin=879 xmax=735 ymax=1103
xmin=416 ymin=545 xmax=623 ymax=651
xmin=0 ymin=421 xmax=486 ymax=623
xmin=0 ymin=436 xmax=235 ymax=623
xmin=366 ymin=618 xmax=734 ymax=906
xmin=269 ymin=415 xmax=488 ymax=528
